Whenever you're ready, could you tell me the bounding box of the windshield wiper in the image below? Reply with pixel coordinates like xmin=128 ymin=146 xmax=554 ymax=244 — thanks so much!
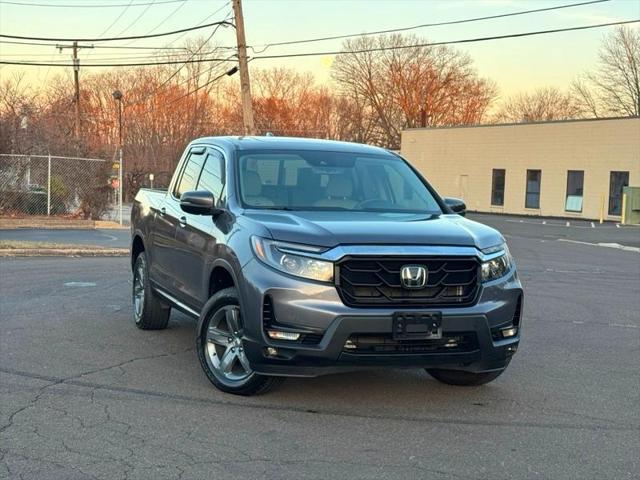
xmin=252 ymin=206 xmax=299 ymax=211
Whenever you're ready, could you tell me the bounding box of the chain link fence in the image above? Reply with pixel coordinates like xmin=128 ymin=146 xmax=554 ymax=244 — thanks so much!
xmin=0 ymin=154 xmax=122 ymax=222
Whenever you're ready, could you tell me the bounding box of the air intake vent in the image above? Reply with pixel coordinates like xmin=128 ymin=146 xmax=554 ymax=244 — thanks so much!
xmin=262 ymin=296 xmax=323 ymax=345
xmin=262 ymin=295 xmax=275 ymax=326
xmin=512 ymin=295 xmax=522 ymax=327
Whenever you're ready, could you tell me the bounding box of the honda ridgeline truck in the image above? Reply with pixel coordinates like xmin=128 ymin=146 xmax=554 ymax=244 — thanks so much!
xmin=131 ymin=136 xmax=523 ymax=395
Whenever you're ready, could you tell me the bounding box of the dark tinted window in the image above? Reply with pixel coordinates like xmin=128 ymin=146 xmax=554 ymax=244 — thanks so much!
xmin=491 ymin=169 xmax=505 ymax=206
xmin=565 ymin=170 xmax=584 ymax=212
xmin=525 ymin=170 xmax=541 ymax=209
xmin=608 ymin=171 xmax=629 ymax=215
xmin=197 ymin=150 xmax=224 ymax=199
xmin=174 ymin=150 xmax=206 ymax=198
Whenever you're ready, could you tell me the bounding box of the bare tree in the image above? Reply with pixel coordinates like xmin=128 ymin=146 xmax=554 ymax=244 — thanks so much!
xmin=572 ymin=26 xmax=640 ymax=117
xmin=331 ymin=34 xmax=496 ymax=149
xmin=493 ymin=87 xmax=581 ymax=123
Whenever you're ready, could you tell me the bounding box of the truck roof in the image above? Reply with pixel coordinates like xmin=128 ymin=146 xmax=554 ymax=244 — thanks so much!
xmin=189 ymin=136 xmax=391 ymax=155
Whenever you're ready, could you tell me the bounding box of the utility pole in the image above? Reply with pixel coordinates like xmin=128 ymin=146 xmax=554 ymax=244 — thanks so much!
xmin=112 ymin=90 xmax=124 ymax=226
xmin=56 ymin=42 xmax=93 ymax=143
xmin=231 ymin=0 xmax=255 ymax=135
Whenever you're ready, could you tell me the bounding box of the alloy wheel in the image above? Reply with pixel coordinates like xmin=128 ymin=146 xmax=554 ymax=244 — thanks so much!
xmin=132 ymin=258 xmax=146 ymax=322
xmin=204 ymin=305 xmax=253 ymax=383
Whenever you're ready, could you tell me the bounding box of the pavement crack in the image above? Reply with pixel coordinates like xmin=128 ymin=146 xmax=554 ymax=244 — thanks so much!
xmin=68 ymin=346 xmax=194 ymax=380
xmin=0 ymin=348 xmax=192 ymax=435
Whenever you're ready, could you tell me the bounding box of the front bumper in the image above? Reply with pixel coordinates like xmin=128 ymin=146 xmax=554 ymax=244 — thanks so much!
xmin=238 ymin=258 xmax=523 ymax=378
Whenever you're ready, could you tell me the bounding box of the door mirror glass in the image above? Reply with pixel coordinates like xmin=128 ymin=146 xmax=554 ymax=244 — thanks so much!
xmin=180 ymin=190 xmax=220 ymax=216
xmin=444 ymin=197 xmax=466 ymax=216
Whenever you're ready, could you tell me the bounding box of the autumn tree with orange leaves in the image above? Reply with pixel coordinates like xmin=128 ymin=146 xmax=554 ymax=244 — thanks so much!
xmin=332 ymin=35 xmax=497 ymax=149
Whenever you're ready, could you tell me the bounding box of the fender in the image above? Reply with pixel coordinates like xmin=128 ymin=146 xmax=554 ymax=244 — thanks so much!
xmin=196 ymin=256 xmax=246 ymax=336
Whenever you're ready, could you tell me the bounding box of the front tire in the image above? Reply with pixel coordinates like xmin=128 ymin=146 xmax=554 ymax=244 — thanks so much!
xmin=132 ymin=252 xmax=171 ymax=330
xmin=196 ymin=288 xmax=283 ymax=396
xmin=426 ymin=368 xmax=505 ymax=386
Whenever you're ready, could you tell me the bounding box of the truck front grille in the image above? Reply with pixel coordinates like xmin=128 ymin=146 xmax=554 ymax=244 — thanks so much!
xmin=336 ymin=256 xmax=479 ymax=308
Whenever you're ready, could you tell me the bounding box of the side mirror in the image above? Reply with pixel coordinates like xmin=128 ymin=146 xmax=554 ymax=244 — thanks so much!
xmin=444 ymin=197 xmax=466 ymax=216
xmin=180 ymin=191 xmax=223 ymax=216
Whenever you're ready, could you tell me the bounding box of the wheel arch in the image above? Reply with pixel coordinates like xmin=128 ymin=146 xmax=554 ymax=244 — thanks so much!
xmin=197 ymin=258 xmax=244 ymax=334
xmin=131 ymin=234 xmax=146 ymax=270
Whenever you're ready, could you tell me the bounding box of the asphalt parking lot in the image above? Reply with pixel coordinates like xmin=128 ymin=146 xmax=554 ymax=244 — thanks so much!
xmin=1 ymin=218 xmax=639 ymax=479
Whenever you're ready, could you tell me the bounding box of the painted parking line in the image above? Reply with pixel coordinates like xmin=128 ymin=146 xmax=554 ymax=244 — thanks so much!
xmin=572 ymin=320 xmax=638 ymax=329
xmin=558 ymin=238 xmax=640 ymax=253
xmin=503 ymin=218 xmax=598 ymax=229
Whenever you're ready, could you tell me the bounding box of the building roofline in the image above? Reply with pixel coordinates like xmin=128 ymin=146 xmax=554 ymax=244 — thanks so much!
xmin=403 ymin=115 xmax=639 ymax=132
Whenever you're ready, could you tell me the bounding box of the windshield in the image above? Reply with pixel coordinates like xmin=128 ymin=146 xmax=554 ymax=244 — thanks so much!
xmin=237 ymin=149 xmax=442 ymax=214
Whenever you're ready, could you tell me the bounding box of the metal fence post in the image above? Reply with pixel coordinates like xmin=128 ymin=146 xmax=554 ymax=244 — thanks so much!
xmin=47 ymin=153 xmax=51 ymax=216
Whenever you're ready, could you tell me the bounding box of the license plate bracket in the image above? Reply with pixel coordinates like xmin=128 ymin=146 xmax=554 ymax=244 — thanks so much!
xmin=392 ymin=312 xmax=442 ymax=340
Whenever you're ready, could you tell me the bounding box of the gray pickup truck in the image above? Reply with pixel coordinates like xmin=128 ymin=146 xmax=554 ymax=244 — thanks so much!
xmin=131 ymin=136 xmax=523 ymax=395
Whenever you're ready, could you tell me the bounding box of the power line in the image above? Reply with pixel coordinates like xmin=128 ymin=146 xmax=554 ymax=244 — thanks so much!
xmin=3 ymin=18 xmax=636 ymax=68
xmin=0 ymin=0 xmax=186 ymax=7
xmin=169 ymin=65 xmax=238 ymax=105
xmin=252 ymin=0 xmax=612 ymax=50
xmin=127 ymin=1 xmax=231 ymax=49
xmin=125 ymin=15 xmax=233 ymax=107
xmin=252 ymin=19 xmax=640 ymax=60
xmin=0 ymin=40 xmax=191 ymax=50
xmin=0 ymin=19 xmax=234 ymax=43
xmin=0 ymin=57 xmax=233 ymax=67
xmin=94 ymin=0 xmax=136 ymax=39
xmin=137 ymin=0 xmax=190 ymax=37
xmin=113 ymin=0 xmax=159 ymax=38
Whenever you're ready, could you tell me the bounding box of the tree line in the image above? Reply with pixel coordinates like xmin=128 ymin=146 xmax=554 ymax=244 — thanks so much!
xmin=1 ymin=27 xmax=637 ymax=197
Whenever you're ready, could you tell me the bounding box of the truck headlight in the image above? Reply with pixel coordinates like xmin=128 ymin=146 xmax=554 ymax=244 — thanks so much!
xmin=251 ymin=236 xmax=334 ymax=283
xmin=481 ymin=244 xmax=512 ymax=282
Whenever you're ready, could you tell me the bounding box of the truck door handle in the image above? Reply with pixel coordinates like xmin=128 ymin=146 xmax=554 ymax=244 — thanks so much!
xmin=179 ymin=216 xmax=187 ymax=227
xmin=159 ymin=207 xmax=166 ymax=216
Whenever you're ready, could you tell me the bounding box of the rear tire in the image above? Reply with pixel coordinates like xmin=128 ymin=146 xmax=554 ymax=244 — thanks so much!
xmin=426 ymin=368 xmax=505 ymax=386
xmin=132 ymin=252 xmax=171 ymax=330
xmin=196 ymin=288 xmax=284 ymax=396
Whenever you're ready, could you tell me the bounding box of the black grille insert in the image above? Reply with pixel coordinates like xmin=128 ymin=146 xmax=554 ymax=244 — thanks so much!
xmin=336 ymin=256 xmax=480 ymax=308
xmin=344 ymin=332 xmax=478 ymax=354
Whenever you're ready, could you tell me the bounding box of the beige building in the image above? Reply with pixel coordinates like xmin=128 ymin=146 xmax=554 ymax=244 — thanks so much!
xmin=401 ymin=117 xmax=640 ymax=221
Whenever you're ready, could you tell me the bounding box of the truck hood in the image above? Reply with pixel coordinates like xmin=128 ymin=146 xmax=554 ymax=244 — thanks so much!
xmin=244 ymin=210 xmax=503 ymax=250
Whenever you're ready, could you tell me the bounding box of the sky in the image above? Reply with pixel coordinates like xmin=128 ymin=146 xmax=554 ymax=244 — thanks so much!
xmin=0 ymin=0 xmax=639 ymax=100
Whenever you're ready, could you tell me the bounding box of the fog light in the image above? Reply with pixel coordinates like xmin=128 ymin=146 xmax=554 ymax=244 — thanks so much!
xmin=444 ymin=338 xmax=459 ymax=348
xmin=265 ymin=347 xmax=278 ymax=357
xmin=267 ymin=330 xmax=301 ymax=341
xmin=344 ymin=339 xmax=356 ymax=350
xmin=501 ymin=327 xmax=518 ymax=338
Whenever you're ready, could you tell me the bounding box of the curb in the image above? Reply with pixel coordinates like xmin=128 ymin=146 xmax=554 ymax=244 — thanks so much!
xmin=0 ymin=248 xmax=129 ymax=257
xmin=95 ymin=221 xmax=130 ymax=230
xmin=0 ymin=220 xmax=129 ymax=230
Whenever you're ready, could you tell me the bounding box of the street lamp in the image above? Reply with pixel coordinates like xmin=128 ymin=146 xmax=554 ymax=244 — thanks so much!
xmin=112 ymin=89 xmax=123 ymax=225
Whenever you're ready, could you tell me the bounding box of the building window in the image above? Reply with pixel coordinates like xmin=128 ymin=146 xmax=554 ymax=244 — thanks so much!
xmin=491 ymin=169 xmax=505 ymax=206
xmin=608 ymin=171 xmax=629 ymax=216
xmin=525 ymin=170 xmax=541 ymax=209
xmin=565 ymin=170 xmax=584 ymax=212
